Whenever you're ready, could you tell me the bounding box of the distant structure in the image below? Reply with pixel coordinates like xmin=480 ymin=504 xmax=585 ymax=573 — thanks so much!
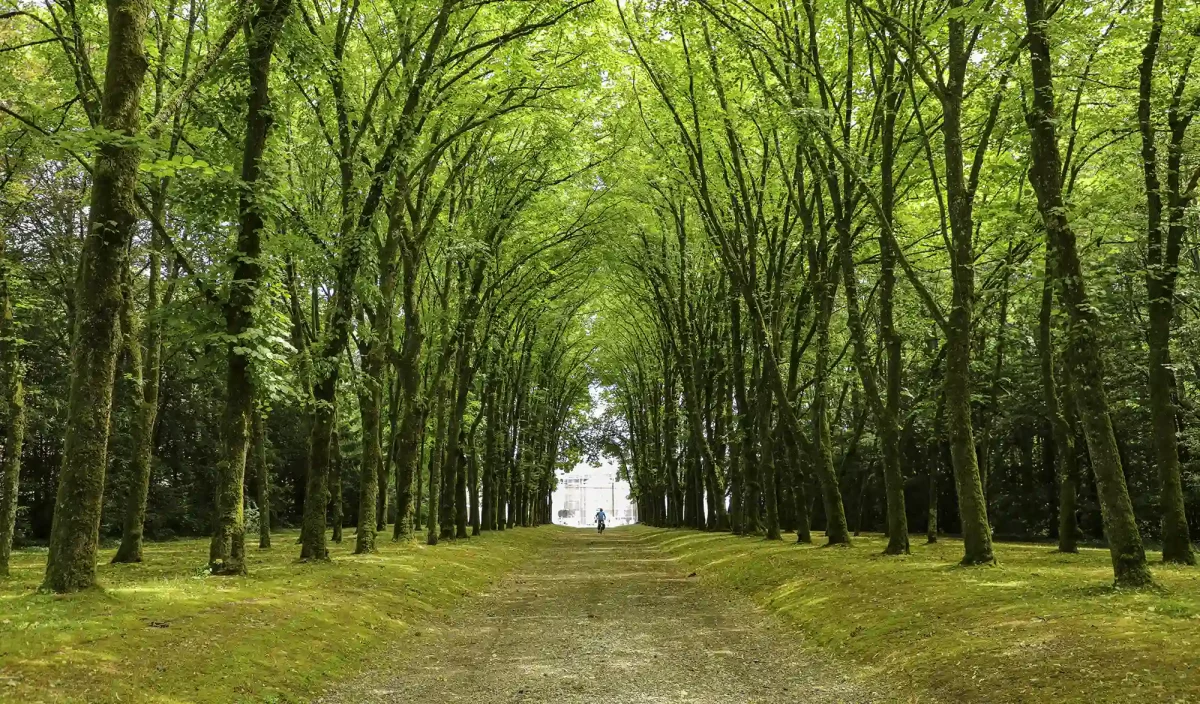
xmin=552 ymin=464 xmax=637 ymax=527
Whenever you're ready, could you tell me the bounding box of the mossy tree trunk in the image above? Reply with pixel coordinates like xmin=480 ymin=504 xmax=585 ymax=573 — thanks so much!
xmin=877 ymin=0 xmax=1002 ymax=568
xmin=838 ymin=216 xmax=907 ymax=555
xmin=211 ymin=0 xmax=291 ymax=576
xmin=877 ymin=46 xmax=908 ymax=556
xmin=0 ymin=234 xmax=25 ymax=577
xmin=661 ymin=348 xmax=681 ymax=527
xmin=355 ymin=218 xmax=401 ymax=553
xmin=809 ymin=242 xmax=850 ymax=546
xmin=1023 ymin=0 xmax=1151 ymax=587
xmin=426 ymin=370 xmax=449 ymax=545
xmin=253 ymin=409 xmax=271 ymax=549
xmin=112 ymin=259 xmax=162 ymax=564
xmin=300 ymin=374 xmax=335 ymax=560
xmin=330 ymin=425 xmax=343 ymax=543
xmin=1039 ymin=258 xmax=1079 ymax=553
xmin=391 ymin=238 xmax=425 ymax=541
xmin=941 ymin=85 xmax=993 ymax=567
xmin=728 ymin=296 xmax=751 ymax=535
xmin=468 ymin=419 xmax=480 ymax=536
xmin=1138 ymin=0 xmax=1194 ymax=566
xmin=480 ymin=371 xmax=498 ymax=531
xmin=42 ymin=0 xmax=150 ymax=593
xmin=354 ymin=316 xmax=384 ymax=554
xmin=112 ymin=2 xmax=183 ymax=564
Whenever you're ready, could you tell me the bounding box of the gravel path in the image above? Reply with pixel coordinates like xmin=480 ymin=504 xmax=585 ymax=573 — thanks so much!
xmin=321 ymin=528 xmax=896 ymax=703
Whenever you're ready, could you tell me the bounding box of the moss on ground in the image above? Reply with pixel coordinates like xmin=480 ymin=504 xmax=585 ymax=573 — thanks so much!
xmin=0 ymin=527 xmax=554 ymax=703
xmin=634 ymin=526 xmax=1200 ymax=703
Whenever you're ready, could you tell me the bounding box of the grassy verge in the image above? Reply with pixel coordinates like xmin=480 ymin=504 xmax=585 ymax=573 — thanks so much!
xmin=634 ymin=526 xmax=1200 ymax=703
xmin=0 ymin=527 xmax=553 ymax=703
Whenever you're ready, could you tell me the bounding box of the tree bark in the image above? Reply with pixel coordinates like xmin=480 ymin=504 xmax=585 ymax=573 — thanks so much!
xmin=1039 ymin=255 xmax=1079 ymax=552
xmin=253 ymin=409 xmax=271 ymax=548
xmin=810 ymin=251 xmax=850 ymax=545
xmin=211 ymin=0 xmax=292 ymax=575
xmin=1023 ymin=0 xmax=1152 ymax=586
xmin=1139 ymin=0 xmax=1194 ymax=566
xmin=838 ymin=221 xmax=907 ymax=554
xmin=42 ymin=0 xmax=150 ymax=593
xmin=112 ymin=221 xmax=168 ymax=564
xmin=391 ymin=242 xmax=424 ymax=540
xmin=0 ymin=235 xmax=24 ymax=576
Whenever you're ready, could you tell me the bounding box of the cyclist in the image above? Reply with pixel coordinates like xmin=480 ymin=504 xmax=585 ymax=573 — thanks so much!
xmin=595 ymin=507 xmax=607 ymax=533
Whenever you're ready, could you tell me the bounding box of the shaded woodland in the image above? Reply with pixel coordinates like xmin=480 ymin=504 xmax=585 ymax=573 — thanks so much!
xmin=0 ymin=0 xmax=1197 ymax=592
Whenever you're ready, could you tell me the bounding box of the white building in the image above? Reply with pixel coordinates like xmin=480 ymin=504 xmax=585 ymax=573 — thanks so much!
xmin=552 ymin=460 xmax=636 ymax=527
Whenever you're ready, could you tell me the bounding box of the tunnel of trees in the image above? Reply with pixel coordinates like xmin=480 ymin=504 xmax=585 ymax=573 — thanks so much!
xmin=0 ymin=0 xmax=1198 ymax=592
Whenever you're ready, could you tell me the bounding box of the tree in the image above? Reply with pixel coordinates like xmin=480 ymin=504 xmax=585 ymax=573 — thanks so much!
xmin=41 ymin=0 xmax=152 ymax=594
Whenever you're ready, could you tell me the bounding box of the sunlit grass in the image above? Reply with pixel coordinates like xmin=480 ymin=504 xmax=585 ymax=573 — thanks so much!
xmin=0 ymin=527 xmax=556 ymax=703
xmin=633 ymin=526 xmax=1200 ymax=703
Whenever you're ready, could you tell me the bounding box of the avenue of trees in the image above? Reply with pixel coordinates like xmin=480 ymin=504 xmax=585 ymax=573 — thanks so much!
xmin=1 ymin=0 xmax=606 ymax=590
xmin=602 ymin=0 xmax=1200 ymax=588
xmin=0 ymin=0 xmax=1197 ymax=592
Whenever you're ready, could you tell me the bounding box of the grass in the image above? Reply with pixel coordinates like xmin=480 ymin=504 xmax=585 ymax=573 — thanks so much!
xmin=632 ymin=526 xmax=1200 ymax=703
xmin=0 ymin=527 xmax=554 ymax=704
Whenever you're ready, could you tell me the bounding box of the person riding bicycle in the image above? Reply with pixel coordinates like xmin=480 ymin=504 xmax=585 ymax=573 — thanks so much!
xmin=595 ymin=508 xmax=607 ymax=533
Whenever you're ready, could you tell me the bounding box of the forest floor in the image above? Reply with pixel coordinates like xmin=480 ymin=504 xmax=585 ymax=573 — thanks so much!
xmin=0 ymin=526 xmax=557 ymax=703
xmin=640 ymin=526 xmax=1200 ymax=703
xmin=320 ymin=526 xmax=889 ymax=704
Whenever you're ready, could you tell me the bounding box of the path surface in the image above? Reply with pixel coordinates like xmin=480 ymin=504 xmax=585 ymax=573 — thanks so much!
xmin=322 ymin=528 xmax=892 ymax=703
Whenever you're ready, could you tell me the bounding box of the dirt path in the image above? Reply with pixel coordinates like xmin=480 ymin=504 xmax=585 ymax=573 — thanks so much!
xmin=321 ymin=527 xmax=894 ymax=703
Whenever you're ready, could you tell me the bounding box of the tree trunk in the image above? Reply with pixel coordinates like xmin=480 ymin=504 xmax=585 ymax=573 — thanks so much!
xmin=878 ymin=42 xmax=909 ymax=556
xmin=253 ymin=410 xmax=271 ymax=549
xmin=1040 ymin=256 xmax=1079 ymax=552
xmin=357 ymin=219 xmax=401 ymax=551
xmin=810 ymin=257 xmax=849 ymax=546
xmin=0 ymin=236 xmax=24 ymax=576
xmin=300 ymin=374 xmax=335 ymax=561
xmin=427 ymin=373 xmax=449 ymax=545
xmin=469 ymin=429 xmax=480 ymax=536
xmin=1139 ymin=0 xmax=1194 ymax=566
xmin=729 ymin=297 xmax=751 ymax=534
xmin=415 ymin=427 xmax=425 ymax=531
xmin=355 ymin=343 xmax=383 ymax=554
xmin=330 ymin=425 xmax=343 ymax=544
xmin=838 ymin=222 xmax=908 ymax=554
xmin=929 ymin=391 xmax=947 ymax=544
xmin=391 ymin=245 xmax=424 ymax=541
xmin=1024 ymin=0 xmax=1151 ymax=587
xmin=112 ymin=221 xmax=167 ymax=564
xmin=662 ymin=352 xmax=682 ymax=527
xmin=377 ymin=369 xmax=393 ymax=533
xmin=978 ymin=246 xmax=1012 ymax=532
xmin=211 ymin=0 xmax=291 ymax=575
xmin=42 ymin=0 xmax=150 ymax=593
xmin=936 ymin=5 xmax=995 ymax=567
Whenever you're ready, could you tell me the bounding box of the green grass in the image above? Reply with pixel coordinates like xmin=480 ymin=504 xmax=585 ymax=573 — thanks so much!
xmin=633 ymin=526 xmax=1200 ymax=703
xmin=0 ymin=527 xmax=554 ymax=703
